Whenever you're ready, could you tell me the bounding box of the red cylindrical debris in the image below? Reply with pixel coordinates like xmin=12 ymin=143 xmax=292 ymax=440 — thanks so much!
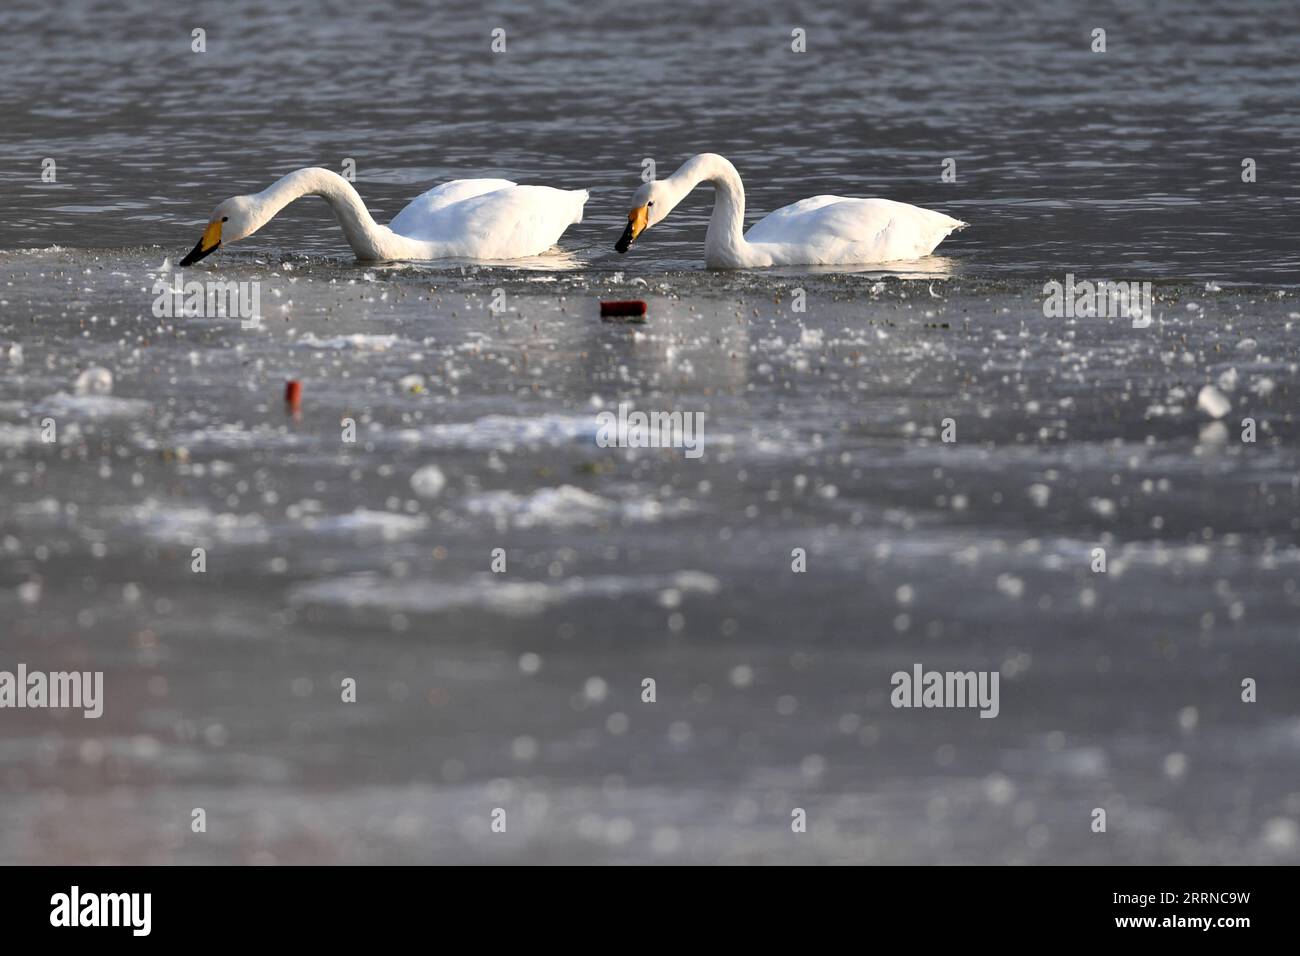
xmin=285 ymin=380 xmax=302 ymax=410
xmin=600 ymin=299 xmax=647 ymax=317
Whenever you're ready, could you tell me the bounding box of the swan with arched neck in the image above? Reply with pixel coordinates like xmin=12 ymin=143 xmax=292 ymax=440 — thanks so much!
xmin=179 ymin=167 xmax=589 ymax=265
xmin=615 ymin=153 xmax=964 ymax=269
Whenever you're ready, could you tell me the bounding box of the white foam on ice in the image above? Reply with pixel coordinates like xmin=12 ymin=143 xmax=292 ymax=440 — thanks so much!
xmin=36 ymin=392 xmax=151 ymax=418
xmin=111 ymin=502 xmax=270 ymax=545
xmin=392 ymin=414 xmax=599 ymax=451
xmin=290 ymin=570 xmax=720 ymax=617
xmin=295 ymin=333 xmax=405 ymax=351
xmin=462 ymin=485 xmax=680 ymax=529
xmin=300 ymin=508 xmax=427 ymax=539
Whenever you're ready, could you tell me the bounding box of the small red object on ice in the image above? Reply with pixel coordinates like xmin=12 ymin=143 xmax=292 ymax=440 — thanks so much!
xmin=285 ymin=380 xmax=302 ymax=410
xmin=600 ymin=299 xmax=647 ymax=318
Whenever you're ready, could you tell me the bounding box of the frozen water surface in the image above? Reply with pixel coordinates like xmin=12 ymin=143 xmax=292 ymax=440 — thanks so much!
xmin=1 ymin=246 xmax=1297 ymax=864
xmin=1 ymin=0 xmax=1299 ymax=863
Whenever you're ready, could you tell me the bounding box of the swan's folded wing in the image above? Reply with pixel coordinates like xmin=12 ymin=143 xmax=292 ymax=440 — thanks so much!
xmin=746 ymin=196 xmax=965 ymax=262
xmin=384 ymin=184 xmax=590 ymax=260
xmin=417 ymin=185 xmax=589 ymax=259
xmin=388 ymin=179 xmax=517 ymax=236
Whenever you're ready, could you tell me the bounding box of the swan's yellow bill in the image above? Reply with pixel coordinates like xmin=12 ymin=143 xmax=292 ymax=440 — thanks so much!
xmin=614 ymin=205 xmax=648 ymax=253
xmin=179 ymin=219 xmax=223 ymax=266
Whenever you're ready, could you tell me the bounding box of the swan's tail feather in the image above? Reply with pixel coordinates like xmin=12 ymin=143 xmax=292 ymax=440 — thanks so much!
xmin=572 ymin=189 xmax=591 ymax=225
xmin=936 ymin=211 xmax=967 ymax=233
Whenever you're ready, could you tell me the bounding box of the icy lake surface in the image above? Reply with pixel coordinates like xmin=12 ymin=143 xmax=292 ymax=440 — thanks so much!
xmin=1 ymin=0 xmax=1298 ymax=863
xmin=1 ymin=249 xmax=1297 ymax=863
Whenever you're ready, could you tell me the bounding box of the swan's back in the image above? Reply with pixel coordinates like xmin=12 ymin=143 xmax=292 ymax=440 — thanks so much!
xmin=390 ymin=181 xmax=589 ymax=259
xmin=746 ymin=196 xmax=965 ymax=264
xmin=389 ymin=179 xmax=517 ymax=235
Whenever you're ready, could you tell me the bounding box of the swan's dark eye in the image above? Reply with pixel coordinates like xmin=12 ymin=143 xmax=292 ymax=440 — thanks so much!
xmin=648 ymin=202 xmax=654 ymax=207
xmin=222 ymin=216 xmax=229 ymax=222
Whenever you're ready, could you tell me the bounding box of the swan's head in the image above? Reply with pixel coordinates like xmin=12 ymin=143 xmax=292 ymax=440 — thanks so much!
xmin=614 ymin=181 xmax=669 ymax=253
xmin=178 ymin=196 xmax=259 ymax=267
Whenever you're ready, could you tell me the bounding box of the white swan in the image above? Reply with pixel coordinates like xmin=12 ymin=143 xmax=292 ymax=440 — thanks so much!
xmin=179 ymin=167 xmax=589 ymax=266
xmin=614 ymin=153 xmax=965 ymax=268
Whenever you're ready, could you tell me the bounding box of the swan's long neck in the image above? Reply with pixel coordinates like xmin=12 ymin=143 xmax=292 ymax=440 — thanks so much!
xmin=252 ymin=168 xmax=391 ymax=259
xmin=666 ymin=153 xmax=750 ymax=267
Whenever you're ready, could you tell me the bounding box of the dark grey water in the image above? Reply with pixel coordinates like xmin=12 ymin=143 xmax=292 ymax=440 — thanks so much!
xmin=3 ymin=0 xmax=1299 ymax=281
xmin=1 ymin=0 xmax=1299 ymax=865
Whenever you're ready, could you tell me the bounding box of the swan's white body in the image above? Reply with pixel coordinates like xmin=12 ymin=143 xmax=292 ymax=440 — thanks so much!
xmin=184 ymin=167 xmax=589 ymax=264
xmin=619 ymin=153 xmax=965 ymax=268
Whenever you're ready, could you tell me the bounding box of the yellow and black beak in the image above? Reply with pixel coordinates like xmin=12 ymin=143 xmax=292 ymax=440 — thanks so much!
xmin=614 ymin=205 xmax=649 ymax=253
xmin=179 ymin=219 xmax=223 ymax=267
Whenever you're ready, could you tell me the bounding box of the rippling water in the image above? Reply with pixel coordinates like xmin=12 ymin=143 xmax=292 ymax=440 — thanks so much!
xmin=3 ymin=0 xmax=1299 ymax=281
xmin=1 ymin=1 xmax=1299 ymax=866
